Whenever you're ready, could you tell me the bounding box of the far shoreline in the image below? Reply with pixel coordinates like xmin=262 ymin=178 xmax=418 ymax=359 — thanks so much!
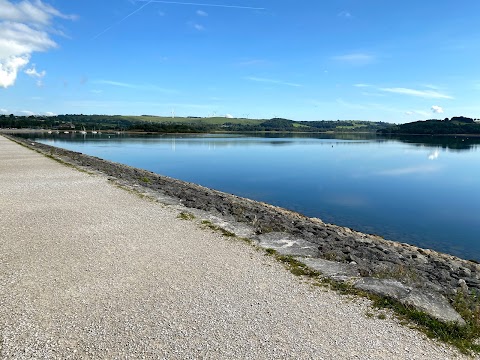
xmin=3 ymin=127 xmax=480 ymax=137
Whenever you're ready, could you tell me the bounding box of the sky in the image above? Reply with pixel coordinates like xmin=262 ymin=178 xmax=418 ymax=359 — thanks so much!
xmin=1 ymin=0 xmax=480 ymax=123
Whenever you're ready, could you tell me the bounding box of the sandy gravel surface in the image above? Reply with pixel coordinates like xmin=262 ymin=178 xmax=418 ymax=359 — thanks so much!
xmin=0 ymin=135 xmax=470 ymax=359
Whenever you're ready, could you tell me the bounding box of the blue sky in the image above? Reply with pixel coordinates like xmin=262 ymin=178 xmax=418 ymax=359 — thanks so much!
xmin=1 ymin=0 xmax=479 ymax=123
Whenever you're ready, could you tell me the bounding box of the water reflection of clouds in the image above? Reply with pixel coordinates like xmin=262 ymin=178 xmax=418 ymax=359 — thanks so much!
xmin=377 ymin=165 xmax=442 ymax=176
xmin=428 ymin=151 xmax=439 ymax=160
xmin=428 ymin=149 xmax=440 ymax=160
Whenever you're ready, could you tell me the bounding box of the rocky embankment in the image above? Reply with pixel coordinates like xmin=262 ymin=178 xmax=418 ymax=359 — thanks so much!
xmin=8 ymin=134 xmax=479 ymax=325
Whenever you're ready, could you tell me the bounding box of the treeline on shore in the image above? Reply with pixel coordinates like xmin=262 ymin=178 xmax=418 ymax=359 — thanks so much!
xmin=3 ymin=113 xmax=480 ymax=135
xmin=0 ymin=114 xmax=388 ymax=133
xmin=378 ymin=116 xmax=480 ymax=135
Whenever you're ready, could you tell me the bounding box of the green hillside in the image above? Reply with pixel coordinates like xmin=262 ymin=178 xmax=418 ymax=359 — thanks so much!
xmin=118 ymin=115 xmax=264 ymax=126
xmin=378 ymin=116 xmax=480 ymax=135
xmin=1 ymin=114 xmax=389 ymax=134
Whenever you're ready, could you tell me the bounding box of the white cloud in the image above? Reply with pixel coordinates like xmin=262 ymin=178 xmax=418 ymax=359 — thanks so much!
xmin=44 ymin=111 xmax=56 ymax=116
xmin=0 ymin=22 xmax=57 ymax=58
xmin=0 ymin=55 xmax=29 ymax=87
xmin=186 ymin=21 xmax=205 ymax=31
xmin=24 ymin=64 xmax=45 ymax=86
xmin=422 ymin=84 xmax=441 ymax=90
xmin=431 ymin=105 xmax=444 ymax=114
xmin=405 ymin=110 xmax=430 ymax=117
xmin=0 ymin=0 xmax=75 ymax=88
xmin=196 ymin=10 xmax=208 ymax=16
xmin=353 ymin=83 xmax=371 ymax=88
xmin=0 ymin=107 xmax=8 ymax=113
xmin=380 ymin=87 xmax=453 ymax=99
xmin=333 ymin=53 xmax=375 ymax=66
xmin=338 ymin=11 xmax=352 ymax=18
xmin=0 ymin=0 xmax=76 ymax=25
xmin=25 ymin=65 xmax=46 ymax=78
xmin=246 ymin=76 xmax=302 ymax=87
xmin=19 ymin=109 xmax=35 ymax=116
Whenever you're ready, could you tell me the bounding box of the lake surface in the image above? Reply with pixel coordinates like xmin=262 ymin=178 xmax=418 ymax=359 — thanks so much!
xmin=30 ymin=132 xmax=480 ymax=261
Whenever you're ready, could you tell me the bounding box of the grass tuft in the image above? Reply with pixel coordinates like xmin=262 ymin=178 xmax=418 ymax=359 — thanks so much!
xmin=139 ymin=176 xmax=151 ymax=184
xmin=178 ymin=212 xmax=195 ymax=220
xmin=238 ymin=237 xmax=254 ymax=245
xmin=266 ymin=252 xmax=320 ymax=277
xmin=265 ymin=248 xmax=277 ymax=255
xmin=201 ymin=220 xmax=236 ymax=237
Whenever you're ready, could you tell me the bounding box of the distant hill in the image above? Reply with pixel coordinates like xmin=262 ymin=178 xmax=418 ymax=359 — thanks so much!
xmin=0 ymin=114 xmax=389 ymax=134
xmin=378 ymin=117 xmax=480 ymax=135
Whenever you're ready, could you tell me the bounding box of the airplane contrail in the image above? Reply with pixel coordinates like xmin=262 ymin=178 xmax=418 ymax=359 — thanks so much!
xmin=93 ymin=0 xmax=264 ymax=39
xmin=135 ymin=0 xmax=265 ymax=10
xmin=93 ymin=0 xmax=153 ymax=39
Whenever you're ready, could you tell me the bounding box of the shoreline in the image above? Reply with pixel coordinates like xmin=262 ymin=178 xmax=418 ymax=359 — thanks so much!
xmin=0 ymin=128 xmax=373 ymax=136
xmin=2 ymin=133 xmax=472 ymax=358
xmin=4 ymin=133 xmax=479 ymax=326
xmin=4 ymin=127 xmax=480 ymax=137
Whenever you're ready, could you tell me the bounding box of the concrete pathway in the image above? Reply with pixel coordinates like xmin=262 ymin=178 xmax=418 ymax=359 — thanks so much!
xmin=0 ymin=135 xmax=468 ymax=359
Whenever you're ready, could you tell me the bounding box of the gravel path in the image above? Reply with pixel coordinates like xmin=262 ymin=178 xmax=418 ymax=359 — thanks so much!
xmin=0 ymin=135 xmax=469 ymax=359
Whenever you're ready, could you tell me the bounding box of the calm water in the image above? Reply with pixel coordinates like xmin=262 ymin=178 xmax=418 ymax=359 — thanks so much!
xmin=30 ymin=132 xmax=480 ymax=260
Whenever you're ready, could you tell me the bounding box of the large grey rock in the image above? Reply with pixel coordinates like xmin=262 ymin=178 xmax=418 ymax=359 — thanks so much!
xmin=298 ymin=257 xmax=359 ymax=280
xmin=354 ymin=278 xmax=465 ymax=325
xmin=255 ymin=232 xmax=319 ymax=257
xmin=404 ymin=290 xmax=466 ymax=325
xmin=354 ymin=278 xmax=410 ymax=299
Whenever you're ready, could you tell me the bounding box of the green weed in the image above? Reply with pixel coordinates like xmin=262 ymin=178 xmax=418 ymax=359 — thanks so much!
xmin=178 ymin=212 xmax=196 ymax=220
xmin=201 ymin=220 xmax=236 ymax=237
xmin=270 ymin=253 xmax=320 ymax=277
xmin=265 ymin=248 xmax=277 ymax=255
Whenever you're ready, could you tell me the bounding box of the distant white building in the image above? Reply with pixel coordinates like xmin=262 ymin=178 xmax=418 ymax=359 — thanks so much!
xmin=225 ymin=114 xmax=234 ymax=119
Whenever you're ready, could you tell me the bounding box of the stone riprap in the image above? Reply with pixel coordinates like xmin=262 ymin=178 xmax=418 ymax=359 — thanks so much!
xmin=6 ymin=134 xmax=479 ymax=326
